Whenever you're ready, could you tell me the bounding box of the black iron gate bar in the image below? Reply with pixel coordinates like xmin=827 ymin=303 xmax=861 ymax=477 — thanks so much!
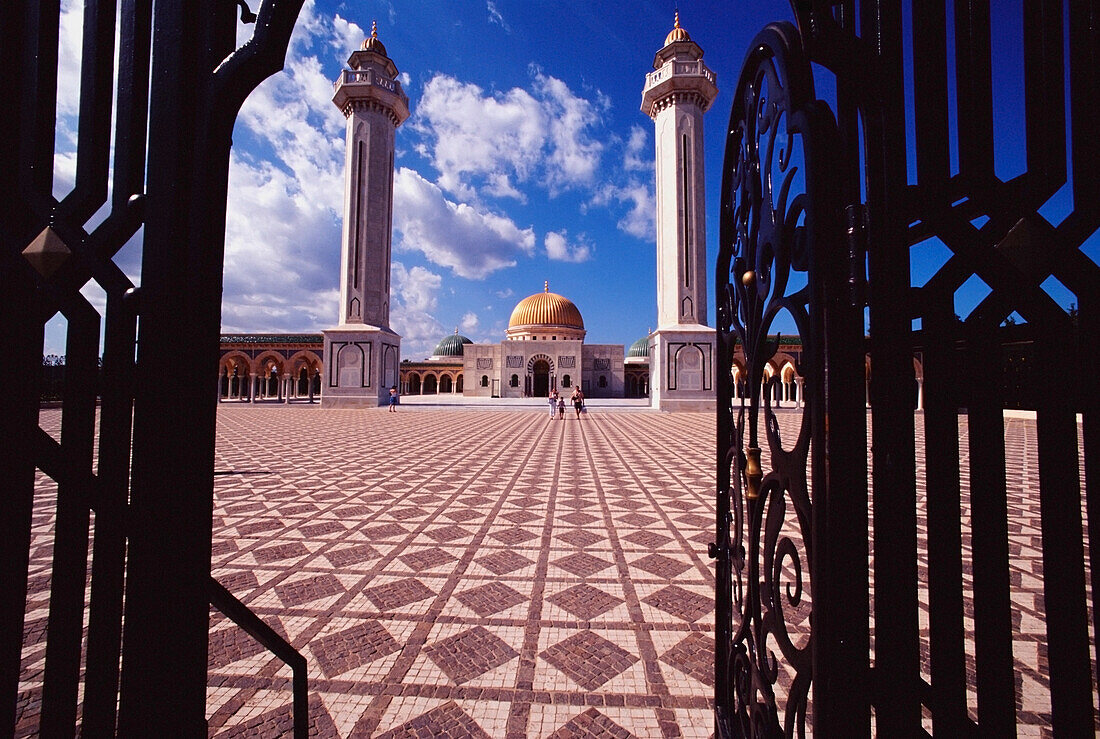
xmin=715 ymin=1 xmax=1100 ymax=736
xmin=1 ymin=0 xmax=308 ymax=734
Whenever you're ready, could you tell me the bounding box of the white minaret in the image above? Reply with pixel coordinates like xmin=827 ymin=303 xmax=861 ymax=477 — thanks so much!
xmin=322 ymin=22 xmax=408 ymax=407
xmin=641 ymin=12 xmax=718 ymax=411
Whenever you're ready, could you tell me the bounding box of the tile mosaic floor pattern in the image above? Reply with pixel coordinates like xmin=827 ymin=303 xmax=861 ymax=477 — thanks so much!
xmin=17 ymin=407 xmax=1092 ymax=737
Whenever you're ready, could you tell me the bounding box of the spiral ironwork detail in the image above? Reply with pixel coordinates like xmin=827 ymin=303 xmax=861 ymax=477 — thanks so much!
xmin=714 ymin=22 xmax=833 ymax=738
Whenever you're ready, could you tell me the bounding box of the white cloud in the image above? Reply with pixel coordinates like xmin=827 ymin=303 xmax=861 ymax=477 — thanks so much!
xmin=495 ymin=288 xmax=514 ymax=299
xmin=221 ymin=154 xmax=341 ymax=332
xmin=220 ymin=4 xmax=355 ymax=334
xmin=623 ymin=125 xmax=651 ymax=172
xmin=592 ymin=179 xmax=655 ymax=240
xmin=411 ymin=71 xmax=604 ymax=201
xmin=487 ymin=1 xmax=510 ymax=32
xmin=331 ymin=13 xmax=367 ymax=57
xmin=390 ymin=262 xmax=446 ymax=357
xmin=460 ymin=311 xmax=479 ymax=332
xmin=544 ymin=230 xmax=592 ymax=263
xmin=57 ymin=0 xmax=84 ymax=115
xmin=393 ymin=167 xmax=535 ymax=279
xmin=535 ymin=74 xmax=604 ymax=192
xmin=52 ymin=151 xmax=78 ymax=201
xmin=395 ymin=263 xmax=441 ymax=313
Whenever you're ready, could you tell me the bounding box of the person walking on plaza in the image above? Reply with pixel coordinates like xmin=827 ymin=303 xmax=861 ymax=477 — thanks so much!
xmin=548 ymin=390 xmax=558 ymax=419
xmin=388 ymin=386 xmax=399 ymax=412
xmin=557 ymin=395 xmax=566 ymax=419
xmin=571 ymin=388 xmax=585 ymax=419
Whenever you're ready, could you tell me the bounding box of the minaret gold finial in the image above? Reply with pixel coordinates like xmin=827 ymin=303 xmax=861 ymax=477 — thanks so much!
xmin=454 ymin=327 xmax=459 ymax=335
xmin=674 ymin=10 xmax=680 ymax=28
xmin=544 ymin=280 xmax=549 ymax=293
xmin=371 ymin=20 xmax=378 ymax=38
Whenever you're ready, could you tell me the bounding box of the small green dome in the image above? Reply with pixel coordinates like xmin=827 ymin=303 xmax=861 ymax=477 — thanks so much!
xmin=627 ymin=337 xmax=650 ymax=358
xmin=432 ymin=331 xmax=473 ymax=358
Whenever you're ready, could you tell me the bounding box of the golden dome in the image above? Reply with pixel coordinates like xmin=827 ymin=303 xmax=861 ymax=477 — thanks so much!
xmin=664 ymin=11 xmax=691 ymax=45
xmin=362 ymin=20 xmax=388 ymax=56
xmin=508 ymin=283 xmax=585 ymax=330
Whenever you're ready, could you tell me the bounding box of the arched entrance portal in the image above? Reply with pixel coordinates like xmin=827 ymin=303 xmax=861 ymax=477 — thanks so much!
xmin=532 ymin=360 xmax=550 ymax=398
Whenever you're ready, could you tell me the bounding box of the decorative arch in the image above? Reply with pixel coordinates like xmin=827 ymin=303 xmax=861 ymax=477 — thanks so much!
xmin=730 ymin=360 xmax=747 ymax=399
xmin=334 ymin=343 xmax=365 ymax=388
xmin=286 ymin=349 xmax=321 ymax=371
xmin=526 ymin=354 xmax=555 ymax=374
xmin=219 ymin=351 xmax=253 ymax=400
xmin=219 ymin=350 xmax=253 ymax=376
xmin=287 ymin=350 xmax=322 ymax=399
xmin=672 ymin=344 xmax=706 ymax=391
xmin=254 ymin=352 xmax=286 ymax=400
xmin=527 ymin=354 xmax=554 ymax=397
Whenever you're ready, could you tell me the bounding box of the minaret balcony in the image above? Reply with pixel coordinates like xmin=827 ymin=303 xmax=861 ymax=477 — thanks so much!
xmin=641 ymin=59 xmax=717 ymax=117
xmin=332 ymin=69 xmax=410 ymax=122
xmin=644 ymin=60 xmax=716 ymax=89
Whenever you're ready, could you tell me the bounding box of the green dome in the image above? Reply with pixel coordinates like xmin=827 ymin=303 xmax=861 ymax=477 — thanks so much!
xmin=627 ymin=337 xmax=650 ymax=358
xmin=432 ymin=331 xmax=473 ymax=358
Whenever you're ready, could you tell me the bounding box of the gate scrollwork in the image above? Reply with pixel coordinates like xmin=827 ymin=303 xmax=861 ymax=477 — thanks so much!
xmin=714 ymin=22 xmax=839 ymax=738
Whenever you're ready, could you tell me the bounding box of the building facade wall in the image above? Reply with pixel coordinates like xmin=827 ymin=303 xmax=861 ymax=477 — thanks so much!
xmin=581 ymin=344 xmax=625 ymax=398
xmin=463 ymin=344 xmax=501 ymax=397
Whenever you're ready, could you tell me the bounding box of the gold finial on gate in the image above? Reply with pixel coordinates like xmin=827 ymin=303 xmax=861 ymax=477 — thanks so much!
xmin=744 ymin=447 xmax=762 ymax=499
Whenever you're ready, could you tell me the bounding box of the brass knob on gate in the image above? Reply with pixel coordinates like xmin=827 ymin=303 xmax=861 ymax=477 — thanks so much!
xmin=744 ymin=446 xmax=762 ymax=499
xmin=741 ymin=270 xmax=756 ymax=287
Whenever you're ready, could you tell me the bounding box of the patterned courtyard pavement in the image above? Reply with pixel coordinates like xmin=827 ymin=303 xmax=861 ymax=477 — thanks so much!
xmin=19 ymin=406 xmax=1092 ymax=736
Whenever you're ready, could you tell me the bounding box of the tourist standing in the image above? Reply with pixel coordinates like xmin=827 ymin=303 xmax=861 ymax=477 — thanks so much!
xmin=388 ymin=386 xmax=399 ymax=412
xmin=548 ymin=390 xmax=558 ymax=419
xmin=571 ymin=388 xmax=585 ymax=418
xmin=557 ymin=396 xmax=566 ymax=419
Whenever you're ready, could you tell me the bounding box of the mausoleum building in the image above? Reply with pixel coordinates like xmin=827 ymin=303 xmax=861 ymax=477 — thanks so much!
xmin=398 ymin=284 xmax=642 ymax=399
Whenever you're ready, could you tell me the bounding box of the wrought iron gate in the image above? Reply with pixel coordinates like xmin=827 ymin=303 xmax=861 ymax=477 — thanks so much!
xmin=1 ymin=1 xmax=306 ymax=734
xmin=715 ymin=1 xmax=1100 ymax=735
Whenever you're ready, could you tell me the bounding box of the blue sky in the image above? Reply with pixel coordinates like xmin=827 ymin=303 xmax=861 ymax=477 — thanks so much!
xmin=214 ymin=0 xmax=788 ymax=359
xmin=46 ymin=0 xmax=1095 ymax=359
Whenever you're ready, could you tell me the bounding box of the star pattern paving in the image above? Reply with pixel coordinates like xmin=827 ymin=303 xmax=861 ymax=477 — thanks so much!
xmin=15 ymin=408 xmax=1088 ymax=736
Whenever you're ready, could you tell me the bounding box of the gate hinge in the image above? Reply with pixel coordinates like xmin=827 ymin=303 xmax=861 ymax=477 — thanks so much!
xmin=845 ymin=203 xmax=868 ymax=309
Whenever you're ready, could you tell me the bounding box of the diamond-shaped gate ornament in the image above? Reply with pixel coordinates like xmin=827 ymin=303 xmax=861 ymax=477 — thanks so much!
xmin=23 ymin=226 xmax=72 ymax=278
